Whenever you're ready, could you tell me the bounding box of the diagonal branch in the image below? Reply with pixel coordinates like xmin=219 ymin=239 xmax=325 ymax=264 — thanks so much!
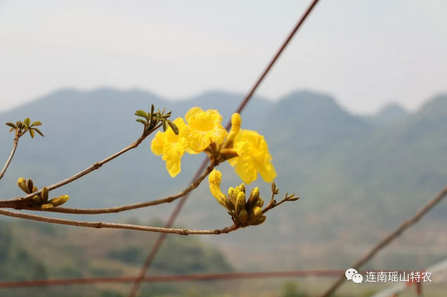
xmin=0 ymin=131 xmax=19 ymax=180
xmin=320 ymin=185 xmax=447 ymax=297
xmin=33 ymin=161 xmax=215 ymax=214
xmin=0 ymin=208 xmax=238 ymax=235
xmin=0 ymin=123 xmax=162 ymax=208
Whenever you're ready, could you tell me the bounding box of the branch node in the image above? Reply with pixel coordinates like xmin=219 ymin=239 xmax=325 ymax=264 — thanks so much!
xmin=93 ymin=162 xmax=102 ymax=170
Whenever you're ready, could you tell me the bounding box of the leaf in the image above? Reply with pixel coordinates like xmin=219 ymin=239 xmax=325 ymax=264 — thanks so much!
xmin=24 ymin=118 xmax=31 ymax=127
xmin=162 ymin=120 xmax=167 ymax=132
xmin=9 ymin=127 xmax=15 ymax=133
xmin=29 ymin=128 xmax=35 ymax=138
xmin=6 ymin=122 xmax=16 ymax=128
xmin=31 ymin=121 xmax=42 ymax=127
xmin=136 ymin=119 xmax=146 ymax=125
xmin=151 ymin=104 xmax=155 ymax=115
xmin=167 ymin=120 xmax=179 ymax=135
xmin=135 ymin=110 xmax=148 ymax=119
xmin=33 ymin=128 xmax=45 ymax=137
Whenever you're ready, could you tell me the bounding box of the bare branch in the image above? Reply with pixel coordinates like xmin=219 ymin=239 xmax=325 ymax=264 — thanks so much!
xmin=34 ymin=161 xmax=216 ymax=214
xmin=0 ymin=208 xmax=238 ymax=235
xmin=0 ymin=131 xmax=19 ymax=180
xmin=0 ymin=123 xmax=162 ymax=208
xmin=320 ymin=185 xmax=447 ymax=297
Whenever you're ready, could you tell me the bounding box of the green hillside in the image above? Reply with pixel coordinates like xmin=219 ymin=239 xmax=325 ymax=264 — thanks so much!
xmin=0 ymin=219 xmax=233 ymax=297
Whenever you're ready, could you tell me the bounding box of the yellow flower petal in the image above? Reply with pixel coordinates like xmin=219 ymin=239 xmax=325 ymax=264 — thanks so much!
xmin=228 ymin=129 xmax=277 ymax=184
xmin=151 ymin=118 xmax=189 ymax=177
xmin=183 ymin=107 xmax=228 ymax=153
xmin=208 ymin=169 xmax=227 ymax=205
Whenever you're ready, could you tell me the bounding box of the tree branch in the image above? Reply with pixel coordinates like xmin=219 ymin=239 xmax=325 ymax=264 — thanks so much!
xmin=320 ymin=184 xmax=447 ymax=297
xmin=0 ymin=131 xmax=19 ymax=180
xmin=0 ymin=124 xmax=161 ymax=208
xmin=0 ymin=208 xmax=238 ymax=235
xmin=33 ymin=161 xmax=216 ymax=214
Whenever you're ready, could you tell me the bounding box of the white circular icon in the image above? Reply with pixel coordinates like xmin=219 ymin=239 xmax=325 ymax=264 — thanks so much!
xmin=352 ymin=273 xmax=363 ymax=284
xmin=345 ymin=268 xmax=358 ymax=280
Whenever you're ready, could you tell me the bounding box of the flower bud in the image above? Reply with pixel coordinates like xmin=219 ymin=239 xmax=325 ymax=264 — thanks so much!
xmin=248 ymin=206 xmax=263 ymax=224
xmin=254 ymin=197 xmax=264 ymax=208
xmin=247 ymin=187 xmax=260 ymax=207
xmin=239 ymin=183 xmax=246 ymax=194
xmin=26 ymin=179 xmax=34 ymax=194
xmin=235 ymin=191 xmax=246 ymax=215
xmin=17 ymin=177 xmax=29 ymax=193
xmin=238 ymin=209 xmax=248 ymax=224
xmin=227 ymin=187 xmax=235 ymax=203
xmin=41 ymin=187 xmax=49 ymax=203
xmin=251 ymin=215 xmax=266 ymax=226
xmin=48 ymin=195 xmax=69 ymax=207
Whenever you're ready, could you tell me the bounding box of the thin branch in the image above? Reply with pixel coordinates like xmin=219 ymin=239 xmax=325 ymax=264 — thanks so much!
xmin=35 ymin=161 xmax=215 ymax=214
xmin=0 ymin=208 xmax=238 ymax=235
xmin=0 ymin=124 xmax=162 ymax=208
xmin=0 ymin=131 xmax=19 ymax=180
xmin=320 ymin=185 xmax=447 ymax=297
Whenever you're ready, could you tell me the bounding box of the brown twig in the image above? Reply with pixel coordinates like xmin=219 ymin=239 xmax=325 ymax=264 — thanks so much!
xmin=320 ymin=185 xmax=447 ymax=297
xmin=0 ymin=130 xmax=19 ymax=180
xmin=0 ymin=124 xmax=161 ymax=209
xmin=0 ymin=208 xmax=238 ymax=235
xmin=34 ymin=161 xmax=215 ymax=214
xmin=128 ymin=1 xmax=321 ymax=296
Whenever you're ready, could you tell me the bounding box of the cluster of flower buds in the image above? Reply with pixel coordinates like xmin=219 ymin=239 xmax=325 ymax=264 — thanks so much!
xmin=227 ymin=184 xmax=266 ymax=226
xmin=17 ymin=178 xmax=69 ymax=209
xmin=209 ymin=169 xmax=266 ymax=227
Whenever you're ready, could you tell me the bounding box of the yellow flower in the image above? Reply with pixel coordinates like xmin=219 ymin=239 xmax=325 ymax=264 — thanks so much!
xmin=183 ymin=107 xmax=228 ymax=153
xmin=228 ymin=129 xmax=277 ymax=184
xmin=208 ymin=169 xmax=227 ymax=207
xmin=151 ymin=118 xmax=189 ymax=177
xmin=223 ymin=113 xmax=241 ymax=149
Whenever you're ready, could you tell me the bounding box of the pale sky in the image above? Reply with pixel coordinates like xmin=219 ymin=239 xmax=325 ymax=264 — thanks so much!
xmin=0 ymin=0 xmax=446 ymax=113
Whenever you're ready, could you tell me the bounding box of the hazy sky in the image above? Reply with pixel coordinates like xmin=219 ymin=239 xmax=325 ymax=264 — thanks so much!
xmin=1 ymin=0 xmax=446 ymax=113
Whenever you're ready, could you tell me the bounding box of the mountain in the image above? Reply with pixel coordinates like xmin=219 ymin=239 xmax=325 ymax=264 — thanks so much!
xmin=1 ymin=88 xmax=447 ymax=274
xmin=365 ymin=102 xmax=408 ymax=127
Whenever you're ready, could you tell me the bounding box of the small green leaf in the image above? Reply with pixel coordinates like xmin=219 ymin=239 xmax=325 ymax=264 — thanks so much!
xmin=9 ymin=127 xmax=15 ymax=133
xmin=136 ymin=119 xmax=146 ymax=125
xmin=162 ymin=120 xmax=167 ymax=132
xmin=33 ymin=128 xmax=45 ymax=137
xmin=6 ymin=122 xmax=16 ymax=128
xmin=24 ymin=118 xmax=31 ymax=127
xmin=135 ymin=110 xmax=148 ymax=119
xmin=31 ymin=121 xmax=42 ymax=127
xmin=167 ymin=120 xmax=179 ymax=135
xmin=29 ymin=129 xmax=35 ymax=138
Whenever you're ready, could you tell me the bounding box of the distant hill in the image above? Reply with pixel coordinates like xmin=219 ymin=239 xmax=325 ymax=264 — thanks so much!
xmin=364 ymin=102 xmax=408 ymax=127
xmin=1 ymin=88 xmax=447 ymax=273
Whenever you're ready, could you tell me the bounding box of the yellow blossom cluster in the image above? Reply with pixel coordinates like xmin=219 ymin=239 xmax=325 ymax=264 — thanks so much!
xmin=151 ymin=107 xmax=276 ymax=184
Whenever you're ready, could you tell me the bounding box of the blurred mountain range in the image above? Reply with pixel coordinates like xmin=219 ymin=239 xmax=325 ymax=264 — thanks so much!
xmin=1 ymin=88 xmax=447 ymax=271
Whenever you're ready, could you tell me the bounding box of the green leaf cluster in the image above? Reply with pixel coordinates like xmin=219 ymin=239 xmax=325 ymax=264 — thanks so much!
xmin=135 ymin=104 xmax=178 ymax=135
xmin=6 ymin=118 xmax=44 ymax=138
